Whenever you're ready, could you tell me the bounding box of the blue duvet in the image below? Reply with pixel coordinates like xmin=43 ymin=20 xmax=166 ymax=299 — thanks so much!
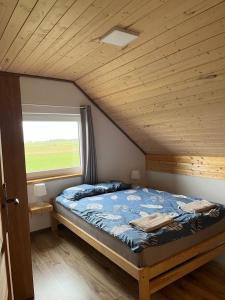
xmin=55 ymin=187 xmax=225 ymax=253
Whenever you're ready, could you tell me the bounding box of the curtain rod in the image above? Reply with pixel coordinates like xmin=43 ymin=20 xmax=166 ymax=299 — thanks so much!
xmin=22 ymin=103 xmax=87 ymax=109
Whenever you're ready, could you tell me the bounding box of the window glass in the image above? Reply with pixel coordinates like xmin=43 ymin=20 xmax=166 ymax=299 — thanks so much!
xmin=23 ymin=120 xmax=81 ymax=173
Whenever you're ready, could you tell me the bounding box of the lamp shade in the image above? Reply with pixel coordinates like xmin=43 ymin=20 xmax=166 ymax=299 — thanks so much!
xmin=34 ymin=183 xmax=47 ymax=197
xmin=130 ymin=170 xmax=141 ymax=181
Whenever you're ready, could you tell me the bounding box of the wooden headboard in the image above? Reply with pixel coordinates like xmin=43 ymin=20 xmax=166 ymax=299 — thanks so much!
xmin=146 ymin=155 xmax=225 ymax=180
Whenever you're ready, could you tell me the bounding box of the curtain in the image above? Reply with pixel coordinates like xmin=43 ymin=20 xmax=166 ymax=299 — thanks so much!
xmin=80 ymin=105 xmax=98 ymax=184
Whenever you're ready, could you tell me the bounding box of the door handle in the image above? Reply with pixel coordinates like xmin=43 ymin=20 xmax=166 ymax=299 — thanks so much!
xmin=2 ymin=184 xmax=20 ymax=206
xmin=6 ymin=198 xmax=20 ymax=205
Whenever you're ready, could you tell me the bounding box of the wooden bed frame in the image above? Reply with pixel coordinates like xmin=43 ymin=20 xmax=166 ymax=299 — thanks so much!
xmin=52 ymin=212 xmax=225 ymax=300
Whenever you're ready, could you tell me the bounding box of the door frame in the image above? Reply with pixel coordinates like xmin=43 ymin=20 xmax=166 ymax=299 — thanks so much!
xmin=0 ymin=73 xmax=34 ymax=300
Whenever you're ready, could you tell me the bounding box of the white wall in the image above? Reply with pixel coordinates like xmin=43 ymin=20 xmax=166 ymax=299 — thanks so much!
xmin=20 ymin=77 xmax=145 ymax=231
xmin=147 ymin=171 xmax=225 ymax=205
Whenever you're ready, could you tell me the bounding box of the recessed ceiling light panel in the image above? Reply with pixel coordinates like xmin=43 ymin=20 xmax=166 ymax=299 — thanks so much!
xmin=100 ymin=27 xmax=139 ymax=47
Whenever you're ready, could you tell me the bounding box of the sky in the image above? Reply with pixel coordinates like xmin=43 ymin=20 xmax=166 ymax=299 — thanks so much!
xmin=23 ymin=121 xmax=79 ymax=142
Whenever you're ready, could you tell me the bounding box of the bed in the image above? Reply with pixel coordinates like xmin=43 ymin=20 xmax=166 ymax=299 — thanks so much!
xmin=51 ymin=182 xmax=225 ymax=300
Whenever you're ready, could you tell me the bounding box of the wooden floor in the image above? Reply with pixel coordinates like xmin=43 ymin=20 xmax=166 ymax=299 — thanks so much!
xmin=31 ymin=227 xmax=225 ymax=300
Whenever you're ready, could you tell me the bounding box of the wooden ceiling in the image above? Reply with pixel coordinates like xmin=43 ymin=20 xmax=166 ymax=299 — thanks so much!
xmin=1 ymin=0 xmax=225 ymax=155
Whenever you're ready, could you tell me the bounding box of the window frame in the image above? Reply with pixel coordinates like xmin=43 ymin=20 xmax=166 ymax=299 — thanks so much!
xmin=22 ymin=111 xmax=83 ymax=180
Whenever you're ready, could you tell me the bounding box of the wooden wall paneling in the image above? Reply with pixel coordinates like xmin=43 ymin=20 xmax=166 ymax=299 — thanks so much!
xmin=146 ymin=155 xmax=225 ymax=180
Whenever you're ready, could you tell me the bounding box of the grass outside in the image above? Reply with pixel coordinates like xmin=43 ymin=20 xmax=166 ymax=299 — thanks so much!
xmin=24 ymin=139 xmax=80 ymax=173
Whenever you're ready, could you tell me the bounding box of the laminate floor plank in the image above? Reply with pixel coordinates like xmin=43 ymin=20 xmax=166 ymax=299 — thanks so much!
xmin=31 ymin=227 xmax=225 ymax=300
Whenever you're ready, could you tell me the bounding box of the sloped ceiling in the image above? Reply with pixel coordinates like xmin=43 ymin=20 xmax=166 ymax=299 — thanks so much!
xmin=1 ymin=0 xmax=225 ymax=155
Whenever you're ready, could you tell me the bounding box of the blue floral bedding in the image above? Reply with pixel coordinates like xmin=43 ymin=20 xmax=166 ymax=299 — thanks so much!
xmin=61 ymin=181 xmax=131 ymax=200
xmin=55 ymin=186 xmax=225 ymax=253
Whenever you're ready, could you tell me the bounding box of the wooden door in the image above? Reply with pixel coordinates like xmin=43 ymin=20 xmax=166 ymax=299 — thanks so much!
xmin=0 ymin=73 xmax=34 ymax=300
xmin=0 ymin=158 xmax=10 ymax=300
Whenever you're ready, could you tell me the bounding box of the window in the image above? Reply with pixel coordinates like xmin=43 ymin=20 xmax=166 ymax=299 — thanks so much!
xmin=23 ymin=113 xmax=82 ymax=179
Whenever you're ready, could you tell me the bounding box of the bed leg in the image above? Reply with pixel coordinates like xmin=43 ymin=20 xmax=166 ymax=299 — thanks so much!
xmin=51 ymin=214 xmax=59 ymax=235
xmin=138 ymin=270 xmax=150 ymax=300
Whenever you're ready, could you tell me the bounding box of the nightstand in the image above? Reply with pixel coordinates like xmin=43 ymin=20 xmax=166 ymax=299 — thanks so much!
xmin=28 ymin=201 xmax=58 ymax=234
xmin=29 ymin=201 xmax=53 ymax=215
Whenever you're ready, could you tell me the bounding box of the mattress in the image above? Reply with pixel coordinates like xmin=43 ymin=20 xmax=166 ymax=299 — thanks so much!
xmin=54 ymin=201 xmax=225 ymax=267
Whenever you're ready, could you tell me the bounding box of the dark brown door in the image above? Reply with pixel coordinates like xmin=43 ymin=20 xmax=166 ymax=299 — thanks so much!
xmin=0 ymin=158 xmax=11 ymax=300
xmin=0 ymin=73 xmax=34 ymax=300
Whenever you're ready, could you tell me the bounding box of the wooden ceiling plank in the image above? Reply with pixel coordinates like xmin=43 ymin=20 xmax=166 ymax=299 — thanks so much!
xmin=121 ymin=0 xmax=169 ymax=27
xmin=7 ymin=0 xmax=76 ymax=73
xmin=96 ymin=73 xmax=225 ymax=108
xmin=88 ymin=72 xmax=225 ymax=111
xmin=12 ymin=0 xmax=96 ymax=73
xmin=94 ymin=58 xmax=225 ymax=102
xmin=21 ymin=0 xmax=117 ymax=74
xmin=143 ymin=141 xmax=225 ymax=147
xmin=52 ymin=0 xmax=215 ymax=79
xmin=130 ymin=142 xmax=225 ymax=156
xmin=147 ymin=155 xmax=225 ymax=164
xmin=117 ymin=119 xmax=225 ymax=139
xmin=136 ymin=131 xmax=225 ymax=141
xmin=142 ymin=142 xmax=225 ymax=150
xmin=146 ymin=147 xmax=225 ymax=151
xmin=140 ymin=137 xmax=225 ymax=144
xmin=83 ymin=34 xmax=225 ymax=97
xmin=0 ymin=0 xmax=38 ymax=62
xmin=135 ymin=125 xmax=225 ymax=137
xmin=0 ymin=0 xmax=18 ymax=38
xmin=76 ymin=0 xmax=225 ymax=85
xmin=148 ymin=163 xmax=225 ymax=174
xmin=124 ymin=117 xmax=225 ymax=135
xmin=33 ymin=0 xmax=154 ymax=76
xmin=0 ymin=1 xmax=224 ymax=156
xmin=113 ymin=124 xmax=225 ymax=139
xmin=118 ymin=101 xmax=225 ymax=127
xmin=0 ymin=0 xmax=57 ymax=70
xmin=131 ymin=129 xmax=225 ymax=141
xmin=41 ymin=0 xmax=168 ymax=76
xmin=137 ymin=136 xmax=225 ymax=143
xmin=78 ymin=17 xmax=225 ymax=90
xmin=121 ymin=129 xmax=225 ymax=145
xmin=109 ymin=86 xmax=225 ymax=115
xmin=110 ymin=94 xmax=225 ymax=121
xmin=125 ymin=132 xmax=225 ymax=147
xmin=146 ymin=150 xmax=225 ymax=155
